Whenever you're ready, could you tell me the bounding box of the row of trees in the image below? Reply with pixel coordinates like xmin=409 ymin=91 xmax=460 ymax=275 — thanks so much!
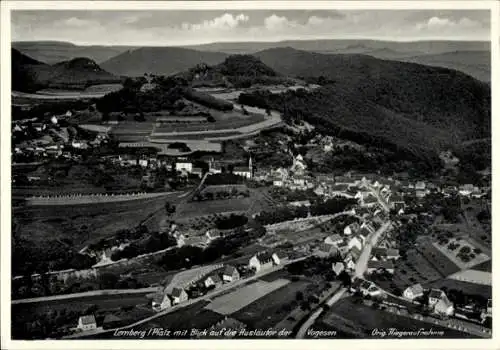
xmin=255 ymin=197 xmax=356 ymax=225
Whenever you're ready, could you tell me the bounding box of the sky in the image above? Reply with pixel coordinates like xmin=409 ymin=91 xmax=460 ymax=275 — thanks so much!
xmin=11 ymin=9 xmax=491 ymax=46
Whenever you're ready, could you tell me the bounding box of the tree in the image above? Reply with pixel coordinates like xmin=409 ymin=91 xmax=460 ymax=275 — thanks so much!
xmin=295 ymin=291 xmax=304 ymax=301
xmin=99 ymin=272 xmax=119 ymax=289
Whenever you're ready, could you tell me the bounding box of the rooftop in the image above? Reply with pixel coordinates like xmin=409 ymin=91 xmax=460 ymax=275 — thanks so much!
xmin=79 ymin=315 xmax=96 ymax=325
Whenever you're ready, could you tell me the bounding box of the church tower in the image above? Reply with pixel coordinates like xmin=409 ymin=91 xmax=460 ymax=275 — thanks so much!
xmin=248 ymin=154 xmax=253 ymax=179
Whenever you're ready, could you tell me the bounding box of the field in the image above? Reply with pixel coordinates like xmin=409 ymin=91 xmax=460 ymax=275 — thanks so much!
xmin=205 ymin=279 xmax=290 ymax=315
xmin=377 ymin=248 xmax=444 ymax=292
xmin=14 ymin=192 xmax=180 ymax=251
xmin=416 ymin=239 xmax=461 ymax=277
xmin=319 ymin=297 xmax=472 ymax=338
xmin=433 ymin=238 xmax=490 ymax=270
xmin=470 ymin=259 xmax=491 ymax=272
xmin=175 ymin=197 xmax=252 ymax=219
xmin=231 ymin=279 xmax=310 ymax=329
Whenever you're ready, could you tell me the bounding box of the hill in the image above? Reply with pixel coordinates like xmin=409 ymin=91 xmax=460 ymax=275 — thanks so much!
xmin=185 ymin=39 xmax=489 ymax=55
xmin=246 ymin=48 xmax=490 ymax=159
xmin=100 ymin=47 xmax=229 ymax=77
xmin=12 ymin=40 xmax=135 ymax=64
xmin=186 ymin=39 xmax=490 ymax=82
xmin=12 ymin=49 xmax=122 ymax=92
xmin=398 ymin=51 xmax=491 ymax=82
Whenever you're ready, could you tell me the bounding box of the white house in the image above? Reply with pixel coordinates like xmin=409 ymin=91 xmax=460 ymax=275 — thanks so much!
xmin=428 ymin=289 xmax=446 ymax=307
xmin=272 ymin=251 xmax=288 ymax=265
xmin=324 ymin=234 xmax=344 ymax=246
xmin=403 ymin=284 xmax=424 ymax=300
xmin=77 ymin=315 xmax=97 ymax=331
xmin=152 ymin=292 xmax=172 ymax=312
xmin=348 ymin=236 xmax=363 ymax=251
xmin=204 ymin=273 xmax=223 ymax=288
xmin=176 ymin=161 xmax=193 ymax=173
xmin=171 ymin=287 xmax=188 ymax=305
xmin=434 ymin=296 xmax=454 ymax=316
xmin=222 ymin=265 xmax=240 ymax=283
xmin=332 ymin=262 xmax=345 ymax=276
xmin=344 ymin=222 xmax=360 ymax=236
xmin=249 ymin=252 xmax=274 ymax=272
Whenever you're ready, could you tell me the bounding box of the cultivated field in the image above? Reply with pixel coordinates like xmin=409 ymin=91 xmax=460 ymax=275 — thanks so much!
xmin=26 ymin=192 xmax=174 ymax=206
xmin=163 ymin=264 xmax=222 ymax=293
xmin=416 ymin=239 xmax=461 ymax=277
xmin=205 ymin=279 xmax=290 ymax=315
xmin=232 ymin=279 xmax=310 ymax=329
xmin=433 ymin=238 xmax=490 ymax=270
xmin=386 ymin=249 xmax=443 ymax=292
xmin=175 ymin=198 xmax=252 ymax=219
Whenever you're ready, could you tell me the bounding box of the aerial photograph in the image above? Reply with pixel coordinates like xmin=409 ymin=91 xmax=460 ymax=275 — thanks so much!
xmin=8 ymin=4 xmax=492 ymax=342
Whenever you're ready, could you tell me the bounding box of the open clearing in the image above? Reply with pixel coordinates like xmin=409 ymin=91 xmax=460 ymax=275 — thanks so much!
xmin=232 ymin=279 xmax=310 ymax=329
xmin=205 ymin=279 xmax=290 ymax=315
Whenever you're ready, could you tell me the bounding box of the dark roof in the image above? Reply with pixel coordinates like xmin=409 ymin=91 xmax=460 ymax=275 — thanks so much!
xmin=387 ymin=248 xmax=400 ymax=257
xmin=223 ymin=265 xmax=238 ymax=276
xmin=367 ymin=260 xmax=394 ymax=270
xmin=171 ymin=287 xmax=186 ymax=297
xmin=359 ymin=227 xmax=371 ymax=237
xmin=429 ymin=289 xmax=444 ymax=299
xmin=255 ymin=252 xmax=273 ymax=263
xmin=372 ymin=247 xmax=387 ymax=257
xmin=234 ymin=166 xmax=250 ymax=172
xmin=331 ymin=184 xmax=349 ymax=192
xmin=79 ymin=315 xmax=96 ymax=325
xmin=207 ymin=273 xmax=222 ymax=284
xmin=350 ymin=246 xmax=362 ymax=259
xmin=364 ymin=196 xmax=378 ymax=204
xmin=360 ymin=280 xmax=373 ymax=290
xmin=152 ymin=292 xmax=165 ymax=304
xmin=391 ymin=194 xmax=404 ymax=203
xmin=319 ymin=243 xmax=337 ymax=253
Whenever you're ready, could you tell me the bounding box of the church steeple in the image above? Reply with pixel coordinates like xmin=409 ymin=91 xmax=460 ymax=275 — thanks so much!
xmin=248 ymin=154 xmax=253 ymax=178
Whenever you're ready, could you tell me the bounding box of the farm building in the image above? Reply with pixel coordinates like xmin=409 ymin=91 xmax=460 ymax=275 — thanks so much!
xmin=403 ymin=283 xmax=424 ymax=300
xmin=171 ymin=287 xmax=189 ymax=305
xmin=366 ymin=260 xmax=394 ymax=274
xmin=222 ymin=265 xmax=240 ymax=283
xmin=249 ymin=252 xmax=274 ymax=272
xmin=152 ymin=292 xmax=172 ymax=312
xmin=77 ymin=315 xmax=97 ymax=331
xmin=332 ymin=262 xmax=345 ymax=276
xmin=324 ymin=234 xmax=344 ymax=246
xmin=344 ymin=222 xmax=360 ymax=235
xmin=428 ymin=289 xmax=446 ymax=307
xmin=204 ymin=273 xmax=223 ymax=289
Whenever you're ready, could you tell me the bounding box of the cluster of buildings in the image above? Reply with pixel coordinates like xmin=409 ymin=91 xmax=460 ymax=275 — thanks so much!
xmin=248 ymin=251 xmax=288 ymax=272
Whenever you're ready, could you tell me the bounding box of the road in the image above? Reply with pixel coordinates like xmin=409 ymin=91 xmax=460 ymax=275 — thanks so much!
xmin=355 ymin=221 xmax=392 ymax=277
xmin=65 ymin=254 xmax=310 ymax=339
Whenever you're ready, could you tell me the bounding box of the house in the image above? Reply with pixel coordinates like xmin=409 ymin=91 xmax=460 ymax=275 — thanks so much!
xmin=348 ymin=236 xmax=363 ymax=251
xmin=222 ymin=265 xmax=240 ymax=283
xmin=289 ymin=200 xmax=311 ymax=207
xmin=330 ymin=184 xmax=350 ymax=196
xmin=272 ymin=251 xmax=288 ymax=265
xmin=349 ymin=246 xmax=362 ymax=262
xmin=361 ymin=222 xmax=375 ymax=233
xmin=249 ymin=252 xmax=274 ymax=272
xmin=344 ymin=222 xmax=360 ymax=235
xmin=191 ymin=167 xmax=204 ymax=177
xmin=350 ymin=278 xmax=364 ymax=293
xmin=332 ymin=262 xmax=345 ymax=276
xmin=336 ymin=241 xmax=350 ymax=256
xmin=204 ymin=273 xmax=223 ymax=289
xmin=77 ymin=314 xmax=97 ymax=331
xmin=324 ymin=234 xmax=344 ymax=246
xmin=273 ymin=178 xmax=284 ymax=187
xmin=344 ymin=255 xmax=356 ymax=270
xmin=152 ymin=292 xmax=172 ymax=312
xmin=434 ymin=295 xmax=454 ymax=316
xmin=315 ymin=243 xmax=339 ymax=257
xmin=234 ymin=166 xmax=252 ymax=179
xmin=428 ymin=289 xmax=446 ymax=307
xmin=171 ymin=287 xmax=188 ymax=305
xmin=403 ymin=284 xmax=424 ymax=300
xmin=366 ymin=260 xmax=394 ymax=274
xmin=386 ymin=248 xmax=400 ymax=260
xmin=415 ymin=181 xmax=426 ymax=190
xmin=359 ymin=280 xmax=382 ymax=297
xmin=361 ymin=195 xmax=379 ymax=207
xmin=176 ymin=161 xmax=193 ymax=173
xmin=314 ymin=185 xmax=326 ymax=196
xmin=358 ymin=228 xmax=370 ymax=244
